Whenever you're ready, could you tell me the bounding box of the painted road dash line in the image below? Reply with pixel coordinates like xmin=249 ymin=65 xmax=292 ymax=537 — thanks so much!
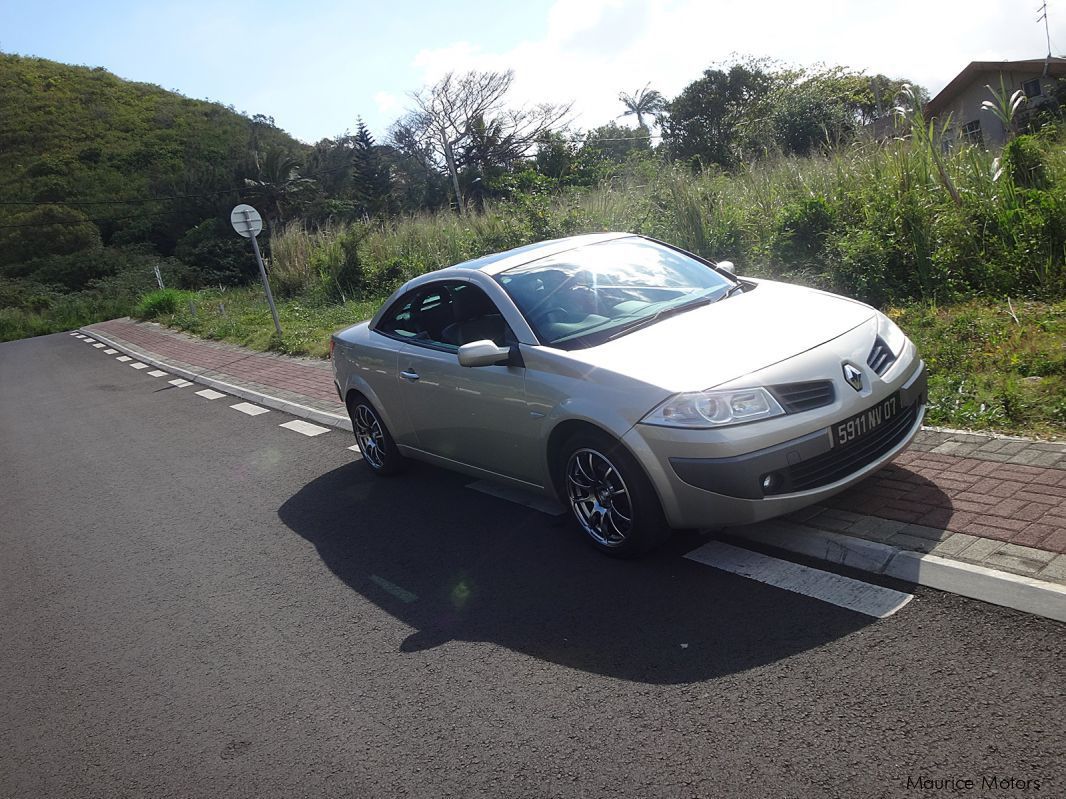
xmin=279 ymin=419 xmax=329 ymax=437
xmin=103 ymin=349 xmax=118 ymax=355
xmin=168 ymin=378 xmax=193 ymax=387
xmin=231 ymin=402 xmax=269 ymax=416
xmin=686 ymin=541 xmax=913 ymax=618
xmin=147 ymin=369 xmax=167 ymax=377
xmin=195 ymin=389 xmax=226 ymax=400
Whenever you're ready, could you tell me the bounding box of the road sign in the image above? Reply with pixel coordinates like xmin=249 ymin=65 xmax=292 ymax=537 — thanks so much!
xmin=230 ymin=204 xmax=264 ymax=238
xmin=230 ymin=204 xmax=281 ymax=336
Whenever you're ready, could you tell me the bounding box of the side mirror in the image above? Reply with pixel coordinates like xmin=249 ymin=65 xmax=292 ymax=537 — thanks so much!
xmin=458 ymin=340 xmax=511 ymax=367
xmin=716 ymin=260 xmax=736 ymax=276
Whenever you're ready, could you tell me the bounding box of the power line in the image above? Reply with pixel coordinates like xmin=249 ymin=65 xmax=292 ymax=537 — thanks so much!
xmin=0 ymin=210 xmax=177 ymax=230
xmin=0 ymin=186 xmax=253 ymax=206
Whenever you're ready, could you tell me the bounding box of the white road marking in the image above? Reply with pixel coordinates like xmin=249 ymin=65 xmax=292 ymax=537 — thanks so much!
xmin=685 ymin=541 xmax=913 ymax=619
xmin=147 ymin=369 xmax=167 ymax=377
xmin=195 ymin=389 xmax=226 ymax=400
xmin=347 ymin=444 xmax=361 ymax=452
xmin=279 ymin=419 xmax=329 ymax=437
xmin=168 ymin=378 xmax=193 ymax=387
xmin=74 ymin=334 xmax=86 ymax=339
xmin=103 ymin=348 xmax=118 ymax=355
xmin=230 ymin=402 xmax=269 ymax=416
xmin=69 ymin=332 xmax=79 ymax=336
xmin=465 ymin=480 xmax=566 ymax=516
xmin=368 ymin=575 xmax=418 ymax=604
xmin=82 ymin=338 xmax=96 ymax=343
xmin=92 ymin=343 xmax=105 ymax=348
xmin=129 ymin=362 xmax=149 ymax=369
xmin=115 ymin=356 xmax=132 ymax=362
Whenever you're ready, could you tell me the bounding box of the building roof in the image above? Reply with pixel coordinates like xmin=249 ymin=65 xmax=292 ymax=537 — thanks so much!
xmin=926 ymin=58 xmax=1066 ymax=117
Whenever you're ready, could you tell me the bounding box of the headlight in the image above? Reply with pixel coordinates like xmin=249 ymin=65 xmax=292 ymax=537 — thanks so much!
xmin=877 ymin=313 xmax=907 ymax=356
xmin=642 ymin=387 xmax=785 ymax=428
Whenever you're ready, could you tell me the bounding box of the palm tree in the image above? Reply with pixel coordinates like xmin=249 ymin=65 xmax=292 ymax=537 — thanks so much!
xmin=618 ymin=84 xmax=665 ymax=131
xmin=243 ymin=148 xmax=317 ymax=228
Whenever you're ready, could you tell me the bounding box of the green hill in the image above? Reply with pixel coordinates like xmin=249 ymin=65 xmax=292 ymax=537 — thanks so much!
xmin=0 ymin=53 xmax=306 ymax=283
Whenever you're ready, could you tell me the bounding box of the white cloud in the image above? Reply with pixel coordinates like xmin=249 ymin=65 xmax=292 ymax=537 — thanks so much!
xmin=406 ymin=0 xmax=1065 ymax=133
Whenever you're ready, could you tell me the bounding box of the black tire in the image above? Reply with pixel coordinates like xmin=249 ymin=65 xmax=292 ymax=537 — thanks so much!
xmin=558 ymin=430 xmax=670 ymax=557
xmin=347 ymin=393 xmax=406 ymax=476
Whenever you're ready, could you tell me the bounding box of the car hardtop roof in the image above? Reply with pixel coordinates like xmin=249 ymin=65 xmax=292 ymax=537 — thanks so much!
xmin=442 ymin=232 xmax=634 ymax=276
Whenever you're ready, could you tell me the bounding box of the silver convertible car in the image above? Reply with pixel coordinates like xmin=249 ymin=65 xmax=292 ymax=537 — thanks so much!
xmin=331 ymin=233 xmax=927 ymax=556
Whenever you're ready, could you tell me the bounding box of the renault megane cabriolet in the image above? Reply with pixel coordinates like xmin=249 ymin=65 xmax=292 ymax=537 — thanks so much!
xmin=331 ymin=233 xmax=926 ymax=556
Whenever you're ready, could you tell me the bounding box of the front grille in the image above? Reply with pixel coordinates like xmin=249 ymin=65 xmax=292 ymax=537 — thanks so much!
xmin=867 ymin=336 xmax=897 ymax=376
xmin=769 ymin=380 xmax=835 ymax=413
xmin=785 ymin=402 xmax=918 ymax=491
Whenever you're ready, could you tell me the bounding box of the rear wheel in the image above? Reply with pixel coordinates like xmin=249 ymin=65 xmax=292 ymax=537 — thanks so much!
xmin=347 ymin=394 xmax=405 ymax=476
xmin=560 ymin=431 xmax=670 ymax=557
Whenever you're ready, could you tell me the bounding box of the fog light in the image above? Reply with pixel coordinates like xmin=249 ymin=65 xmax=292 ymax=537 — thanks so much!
xmin=761 ymin=473 xmax=781 ymax=493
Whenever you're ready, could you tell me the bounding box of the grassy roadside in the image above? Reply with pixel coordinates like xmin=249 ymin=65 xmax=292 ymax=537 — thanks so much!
xmin=144 ymin=287 xmax=1065 ymax=439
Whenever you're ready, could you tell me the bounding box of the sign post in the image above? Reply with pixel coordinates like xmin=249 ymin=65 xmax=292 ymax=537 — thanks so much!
xmin=230 ymin=204 xmax=282 ymax=337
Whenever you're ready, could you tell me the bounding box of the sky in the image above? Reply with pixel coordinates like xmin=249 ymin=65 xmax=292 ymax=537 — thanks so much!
xmin=1 ymin=0 xmax=1063 ymax=145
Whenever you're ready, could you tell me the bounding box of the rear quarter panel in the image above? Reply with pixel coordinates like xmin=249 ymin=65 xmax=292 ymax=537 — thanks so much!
xmin=332 ymin=324 xmax=410 ymax=442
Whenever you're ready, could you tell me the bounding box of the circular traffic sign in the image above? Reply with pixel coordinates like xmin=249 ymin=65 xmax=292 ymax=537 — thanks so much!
xmin=230 ymin=204 xmax=264 ymax=238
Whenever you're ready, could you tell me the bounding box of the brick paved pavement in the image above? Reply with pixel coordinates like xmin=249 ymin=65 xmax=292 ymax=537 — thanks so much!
xmin=84 ymin=317 xmax=1066 ymax=584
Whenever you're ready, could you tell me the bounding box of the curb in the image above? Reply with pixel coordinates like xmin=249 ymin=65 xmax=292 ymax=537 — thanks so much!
xmin=80 ymin=328 xmax=353 ymax=433
xmin=722 ymin=522 xmax=1066 ymax=623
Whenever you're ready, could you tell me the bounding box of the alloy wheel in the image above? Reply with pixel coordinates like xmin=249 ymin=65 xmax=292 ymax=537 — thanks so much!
xmin=353 ymin=404 xmax=387 ymax=469
xmin=565 ymin=448 xmax=634 ymax=547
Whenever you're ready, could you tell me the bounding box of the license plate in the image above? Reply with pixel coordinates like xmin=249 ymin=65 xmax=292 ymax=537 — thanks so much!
xmin=830 ymin=393 xmax=901 ymax=448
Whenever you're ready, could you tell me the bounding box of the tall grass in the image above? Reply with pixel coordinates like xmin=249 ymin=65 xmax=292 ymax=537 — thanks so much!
xmin=268 ymin=125 xmax=1066 ymax=308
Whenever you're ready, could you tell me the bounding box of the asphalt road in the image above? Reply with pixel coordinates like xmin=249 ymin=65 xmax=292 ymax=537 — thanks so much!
xmin=2 ymin=333 xmax=1064 ymax=799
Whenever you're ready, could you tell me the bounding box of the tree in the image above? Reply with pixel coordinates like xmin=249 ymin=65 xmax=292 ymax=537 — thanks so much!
xmin=581 ymin=121 xmax=653 ymax=164
xmin=351 ymin=119 xmax=393 ymax=217
xmin=243 ymin=148 xmax=317 ymax=228
xmin=400 ymin=70 xmax=571 ymax=213
xmin=662 ymin=64 xmax=773 ymax=167
xmin=618 ymin=84 xmax=665 ymax=131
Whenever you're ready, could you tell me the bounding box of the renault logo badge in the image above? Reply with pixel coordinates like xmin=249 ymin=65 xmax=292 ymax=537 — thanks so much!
xmin=843 ymin=363 xmax=863 ymax=392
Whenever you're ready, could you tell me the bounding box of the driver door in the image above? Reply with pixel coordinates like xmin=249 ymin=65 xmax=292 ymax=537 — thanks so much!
xmin=396 ymin=281 xmax=542 ymax=485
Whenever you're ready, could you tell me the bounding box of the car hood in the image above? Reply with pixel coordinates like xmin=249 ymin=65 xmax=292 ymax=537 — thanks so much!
xmin=559 ymin=279 xmax=876 ymax=393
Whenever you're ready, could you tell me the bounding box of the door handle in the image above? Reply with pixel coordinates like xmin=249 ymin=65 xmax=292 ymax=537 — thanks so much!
xmin=400 ymin=370 xmax=420 ymax=381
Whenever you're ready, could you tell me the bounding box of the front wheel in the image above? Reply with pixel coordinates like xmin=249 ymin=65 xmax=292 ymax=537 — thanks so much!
xmin=348 ymin=394 xmax=405 ymax=476
xmin=561 ymin=431 xmax=670 ymax=557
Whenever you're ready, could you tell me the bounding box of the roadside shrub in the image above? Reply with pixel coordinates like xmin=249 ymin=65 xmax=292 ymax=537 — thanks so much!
xmin=134 ymin=288 xmax=195 ymax=319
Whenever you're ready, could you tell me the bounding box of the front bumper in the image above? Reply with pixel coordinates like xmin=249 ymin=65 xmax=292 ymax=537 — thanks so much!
xmin=624 ymin=357 xmax=927 ymax=529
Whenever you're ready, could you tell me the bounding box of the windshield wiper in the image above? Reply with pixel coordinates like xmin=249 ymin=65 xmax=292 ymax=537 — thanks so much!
xmin=606 ymin=295 xmax=714 ymax=341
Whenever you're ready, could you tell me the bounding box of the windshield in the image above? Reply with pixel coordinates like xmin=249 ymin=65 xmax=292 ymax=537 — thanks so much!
xmin=496 ymin=237 xmax=736 ymax=349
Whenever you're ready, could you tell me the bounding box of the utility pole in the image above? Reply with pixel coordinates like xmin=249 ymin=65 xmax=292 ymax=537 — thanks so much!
xmin=1037 ymin=1 xmax=1052 ymax=70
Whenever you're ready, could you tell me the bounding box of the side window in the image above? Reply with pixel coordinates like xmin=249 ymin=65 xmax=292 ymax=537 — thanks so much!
xmin=376 ymin=281 xmax=513 ymax=350
xmin=375 ymin=290 xmax=422 ymax=339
